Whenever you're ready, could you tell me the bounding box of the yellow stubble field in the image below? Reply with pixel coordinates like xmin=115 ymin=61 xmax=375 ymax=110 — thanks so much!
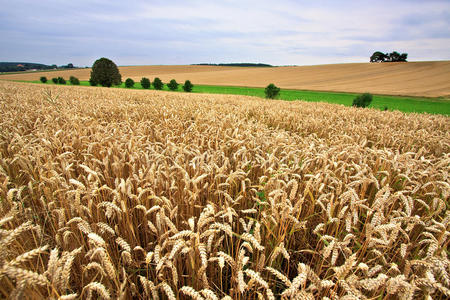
xmin=1 ymin=61 xmax=449 ymax=97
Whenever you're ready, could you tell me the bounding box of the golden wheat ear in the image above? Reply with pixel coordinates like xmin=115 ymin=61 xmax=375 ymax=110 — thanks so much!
xmin=1 ymin=80 xmax=449 ymax=299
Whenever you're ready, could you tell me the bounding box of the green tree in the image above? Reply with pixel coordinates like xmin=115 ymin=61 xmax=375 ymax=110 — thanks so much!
xmin=140 ymin=77 xmax=151 ymax=89
xmin=388 ymin=51 xmax=408 ymax=62
xmin=52 ymin=77 xmax=58 ymax=84
xmin=399 ymin=53 xmax=408 ymax=62
xmin=125 ymin=78 xmax=135 ymax=88
xmin=352 ymin=93 xmax=373 ymax=108
xmin=264 ymin=83 xmax=280 ymax=99
xmin=153 ymin=77 xmax=164 ymax=90
xmin=388 ymin=51 xmax=401 ymax=62
xmin=89 ymin=78 xmax=97 ymax=86
xmin=182 ymin=80 xmax=193 ymax=92
xmin=40 ymin=76 xmax=47 ymax=83
xmin=371 ymin=51 xmax=407 ymax=62
xmin=69 ymin=76 xmax=80 ymax=85
xmin=90 ymin=57 xmax=122 ymax=87
xmin=57 ymin=77 xmax=66 ymax=84
xmin=167 ymin=79 xmax=179 ymax=91
xmin=370 ymin=51 xmax=387 ymax=62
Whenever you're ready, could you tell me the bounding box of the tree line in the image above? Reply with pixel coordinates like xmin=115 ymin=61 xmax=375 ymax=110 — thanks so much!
xmin=0 ymin=62 xmax=75 ymax=72
xmin=40 ymin=76 xmax=80 ymax=85
xmin=192 ymin=63 xmax=273 ymax=67
xmin=124 ymin=77 xmax=194 ymax=92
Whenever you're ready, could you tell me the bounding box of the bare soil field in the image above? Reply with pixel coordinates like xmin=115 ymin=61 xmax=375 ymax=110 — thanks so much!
xmin=1 ymin=61 xmax=449 ymax=97
xmin=1 ymin=81 xmax=449 ymax=299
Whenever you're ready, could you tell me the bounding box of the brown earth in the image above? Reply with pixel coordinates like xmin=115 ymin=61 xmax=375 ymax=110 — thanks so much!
xmin=1 ymin=61 xmax=449 ymax=97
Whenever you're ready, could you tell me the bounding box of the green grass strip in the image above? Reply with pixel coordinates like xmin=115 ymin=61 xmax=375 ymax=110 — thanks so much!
xmin=25 ymin=80 xmax=450 ymax=115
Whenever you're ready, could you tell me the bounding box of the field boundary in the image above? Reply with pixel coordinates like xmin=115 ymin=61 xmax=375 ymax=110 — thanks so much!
xmin=193 ymin=83 xmax=450 ymax=102
xmin=4 ymin=79 xmax=450 ymax=115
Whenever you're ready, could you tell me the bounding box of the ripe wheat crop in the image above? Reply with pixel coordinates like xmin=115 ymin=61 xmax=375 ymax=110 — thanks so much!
xmin=0 ymin=81 xmax=449 ymax=299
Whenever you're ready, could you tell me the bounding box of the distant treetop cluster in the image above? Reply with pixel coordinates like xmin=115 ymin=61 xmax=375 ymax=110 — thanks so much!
xmin=0 ymin=62 xmax=74 ymax=72
xmin=193 ymin=63 xmax=273 ymax=67
xmin=370 ymin=51 xmax=408 ymax=63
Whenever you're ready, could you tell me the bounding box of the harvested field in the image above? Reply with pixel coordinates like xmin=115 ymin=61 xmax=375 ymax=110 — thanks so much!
xmin=0 ymin=81 xmax=449 ymax=299
xmin=1 ymin=61 xmax=450 ymax=98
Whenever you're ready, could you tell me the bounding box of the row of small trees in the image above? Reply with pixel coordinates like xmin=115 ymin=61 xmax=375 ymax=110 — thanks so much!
xmin=125 ymin=77 xmax=194 ymax=92
xmin=40 ymin=76 xmax=80 ymax=85
xmin=39 ymin=73 xmax=194 ymax=92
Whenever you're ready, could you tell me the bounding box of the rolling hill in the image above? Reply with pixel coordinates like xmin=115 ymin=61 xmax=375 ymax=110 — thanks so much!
xmin=1 ymin=61 xmax=449 ymax=98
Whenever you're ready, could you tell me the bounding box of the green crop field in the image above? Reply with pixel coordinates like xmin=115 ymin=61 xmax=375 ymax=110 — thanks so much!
xmin=24 ymin=80 xmax=450 ymax=115
xmin=192 ymin=85 xmax=450 ymax=115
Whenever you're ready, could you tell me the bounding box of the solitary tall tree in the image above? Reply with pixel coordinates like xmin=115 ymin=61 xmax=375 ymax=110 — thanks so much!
xmin=89 ymin=57 xmax=122 ymax=87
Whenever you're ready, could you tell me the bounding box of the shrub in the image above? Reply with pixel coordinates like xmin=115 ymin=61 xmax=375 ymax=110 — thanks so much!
xmin=90 ymin=57 xmax=122 ymax=87
xmin=57 ymin=77 xmax=66 ymax=84
xmin=89 ymin=78 xmax=97 ymax=86
xmin=153 ymin=77 xmax=164 ymax=90
xmin=167 ymin=79 xmax=179 ymax=91
xmin=52 ymin=77 xmax=58 ymax=84
xmin=352 ymin=93 xmax=373 ymax=108
xmin=125 ymin=78 xmax=135 ymax=88
xmin=140 ymin=77 xmax=151 ymax=89
xmin=265 ymin=83 xmax=280 ymax=99
xmin=183 ymin=80 xmax=193 ymax=92
xmin=69 ymin=76 xmax=80 ymax=85
xmin=40 ymin=76 xmax=48 ymax=83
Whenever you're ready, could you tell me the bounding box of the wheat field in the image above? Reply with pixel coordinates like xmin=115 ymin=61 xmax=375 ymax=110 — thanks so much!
xmin=1 ymin=61 xmax=450 ymax=97
xmin=0 ymin=81 xmax=449 ymax=299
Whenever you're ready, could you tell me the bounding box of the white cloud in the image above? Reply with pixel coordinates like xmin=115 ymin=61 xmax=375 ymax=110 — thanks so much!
xmin=0 ymin=0 xmax=449 ymax=65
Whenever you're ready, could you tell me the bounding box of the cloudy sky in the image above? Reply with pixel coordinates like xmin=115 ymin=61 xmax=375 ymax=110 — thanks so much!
xmin=1 ymin=0 xmax=449 ymax=66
